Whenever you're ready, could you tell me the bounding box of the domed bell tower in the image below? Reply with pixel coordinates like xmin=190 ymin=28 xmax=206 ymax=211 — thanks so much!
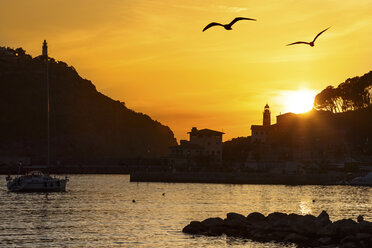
xmin=263 ymin=103 xmax=271 ymax=126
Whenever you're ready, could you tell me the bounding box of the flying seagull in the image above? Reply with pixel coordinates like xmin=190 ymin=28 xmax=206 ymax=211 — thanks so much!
xmin=203 ymin=17 xmax=256 ymax=32
xmin=287 ymin=27 xmax=330 ymax=47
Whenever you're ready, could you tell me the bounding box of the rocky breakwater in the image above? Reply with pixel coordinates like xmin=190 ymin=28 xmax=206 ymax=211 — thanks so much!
xmin=183 ymin=211 xmax=372 ymax=247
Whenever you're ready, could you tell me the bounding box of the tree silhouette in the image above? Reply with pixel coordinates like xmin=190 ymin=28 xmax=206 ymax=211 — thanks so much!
xmin=314 ymin=71 xmax=372 ymax=113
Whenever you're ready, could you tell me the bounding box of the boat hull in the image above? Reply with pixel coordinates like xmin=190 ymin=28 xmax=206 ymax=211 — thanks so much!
xmin=7 ymin=177 xmax=68 ymax=192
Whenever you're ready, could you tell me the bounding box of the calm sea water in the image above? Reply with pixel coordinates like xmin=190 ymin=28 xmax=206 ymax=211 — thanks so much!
xmin=0 ymin=175 xmax=371 ymax=247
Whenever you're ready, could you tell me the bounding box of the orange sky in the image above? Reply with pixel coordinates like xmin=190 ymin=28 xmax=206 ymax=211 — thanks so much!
xmin=1 ymin=0 xmax=371 ymax=141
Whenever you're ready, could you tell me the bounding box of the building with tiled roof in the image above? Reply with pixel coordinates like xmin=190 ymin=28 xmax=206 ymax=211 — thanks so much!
xmin=169 ymin=127 xmax=224 ymax=167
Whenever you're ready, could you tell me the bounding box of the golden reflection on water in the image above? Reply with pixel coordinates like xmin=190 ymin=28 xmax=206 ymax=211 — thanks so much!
xmin=0 ymin=175 xmax=371 ymax=247
xmin=299 ymin=200 xmax=313 ymax=215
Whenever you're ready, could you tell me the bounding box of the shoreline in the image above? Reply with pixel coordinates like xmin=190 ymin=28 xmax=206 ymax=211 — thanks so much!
xmin=130 ymin=171 xmax=360 ymax=185
xmin=1 ymin=166 xmax=368 ymax=186
xmin=0 ymin=164 xmax=130 ymax=175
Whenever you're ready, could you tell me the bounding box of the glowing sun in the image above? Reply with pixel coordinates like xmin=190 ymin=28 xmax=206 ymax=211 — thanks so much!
xmin=284 ymin=89 xmax=317 ymax=114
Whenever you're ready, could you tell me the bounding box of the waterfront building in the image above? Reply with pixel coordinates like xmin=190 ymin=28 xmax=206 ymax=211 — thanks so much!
xmin=169 ymin=127 xmax=224 ymax=167
xmin=189 ymin=127 xmax=224 ymax=162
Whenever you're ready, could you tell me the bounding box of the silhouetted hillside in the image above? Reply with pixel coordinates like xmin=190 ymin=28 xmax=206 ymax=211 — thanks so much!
xmin=0 ymin=46 xmax=177 ymax=164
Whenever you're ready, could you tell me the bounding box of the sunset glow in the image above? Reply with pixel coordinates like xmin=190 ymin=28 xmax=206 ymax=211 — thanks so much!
xmin=1 ymin=0 xmax=371 ymax=140
xmin=283 ymin=89 xmax=317 ymax=114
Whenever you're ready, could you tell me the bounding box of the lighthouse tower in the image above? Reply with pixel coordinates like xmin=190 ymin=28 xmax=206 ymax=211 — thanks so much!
xmin=263 ymin=103 xmax=271 ymax=126
xmin=42 ymin=40 xmax=48 ymax=57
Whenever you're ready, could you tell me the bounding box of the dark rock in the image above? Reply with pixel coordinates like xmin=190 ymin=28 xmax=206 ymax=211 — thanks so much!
xmin=270 ymin=221 xmax=294 ymax=233
xmin=319 ymin=219 xmax=358 ymax=237
xmin=360 ymin=240 xmax=372 ymax=248
xmin=318 ymin=210 xmax=330 ymax=219
xmin=246 ymin=212 xmax=266 ymax=223
xmin=358 ymin=221 xmax=372 ymax=233
xmin=226 ymin=212 xmax=247 ymax=225
xmin=251 ymin=220 xmax=270 ymax=231
xmin=268 ymin=231 xmax=291 ymax=242
xmin=317 ymin=245 xmax=338 ymax=248
xmin=355 ymin=232 xmax=370 ymax=240
xmin=200 ymin=217 xmax=226 ymax=236
xmin=333 ymin=219 xmax=359 ymax=235
xmin=182 ymin=221 xmax=206 ymax=234
xmin=223 ymin=213 xmax=252 ymax=236
xmin=289 ymin=214 xmax=318 ymax=235
xmin=249 ymin=230 xmax=268 ymax=242
xmin=225 ymin=219 xmax=248 ymax=229
xmin=317 ymin=210 xmax=332 ymax=227
xmin=182 ymin=211 xmax=371 ymax=247
xmin=340 ymin=242 xmax=359 ymax=248
xmin=288 ymin=213 xmax=303 ymax=221
xmin=201 ymin=217 xmax=225 ymax=228
xmin=267 ymin=214 xmax=295 ymax=233
xmin=205 ymin=225 xmax=224 ymax=236
xmin=340 ymin=235 xmax=355 ymax=244
xmin=223 ymin=227 xmax=245 ymax=237
xmin=318 ymin=223 xmax=336 ymax=236
xmin=266 ymin=212 xmax=288 ymax=223
xmin=318 ymin=236 xmax=333 ymax=245
xmin=283 ymin=233 xmax=309 ymax=243
xmin=357 ymin=215 xmax=364 ymax=223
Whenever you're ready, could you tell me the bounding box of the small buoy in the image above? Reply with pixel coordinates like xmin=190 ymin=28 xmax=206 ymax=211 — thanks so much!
xmin=132 ymin=199 xmax=136 ymax=203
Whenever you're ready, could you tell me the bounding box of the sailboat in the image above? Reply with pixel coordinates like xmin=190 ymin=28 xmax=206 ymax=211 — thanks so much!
xmin=6 ymin=40 xmax=69 ymax=192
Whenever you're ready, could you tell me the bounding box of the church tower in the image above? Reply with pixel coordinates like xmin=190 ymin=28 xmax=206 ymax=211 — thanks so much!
xmin=263 ymin=103 xmax=271 ymax=126
xmin=42 ymin=40 xmax=48 ymax=57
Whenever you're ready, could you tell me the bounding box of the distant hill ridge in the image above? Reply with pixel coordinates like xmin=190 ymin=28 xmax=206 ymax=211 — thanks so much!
xmin=0 ymin=46 xmax=177 ymax=164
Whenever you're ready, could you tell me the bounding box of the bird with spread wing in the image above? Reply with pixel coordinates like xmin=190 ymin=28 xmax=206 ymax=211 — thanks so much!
xmin=287 ymin=27 xmax=330 ymax=47
xmin=202 ymin=17 xmax=256 ymax=32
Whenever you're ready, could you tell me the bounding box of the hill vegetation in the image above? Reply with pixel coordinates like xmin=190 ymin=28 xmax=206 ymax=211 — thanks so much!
xmin=0 ymin=46 xmax=177 ymax=164
xmin=314 ymin=71 xmax=372 ymax=113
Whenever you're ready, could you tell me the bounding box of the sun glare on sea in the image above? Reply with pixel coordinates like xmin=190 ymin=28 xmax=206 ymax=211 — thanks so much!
xmin=283 ymin=89 xmax=317 ymax=114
